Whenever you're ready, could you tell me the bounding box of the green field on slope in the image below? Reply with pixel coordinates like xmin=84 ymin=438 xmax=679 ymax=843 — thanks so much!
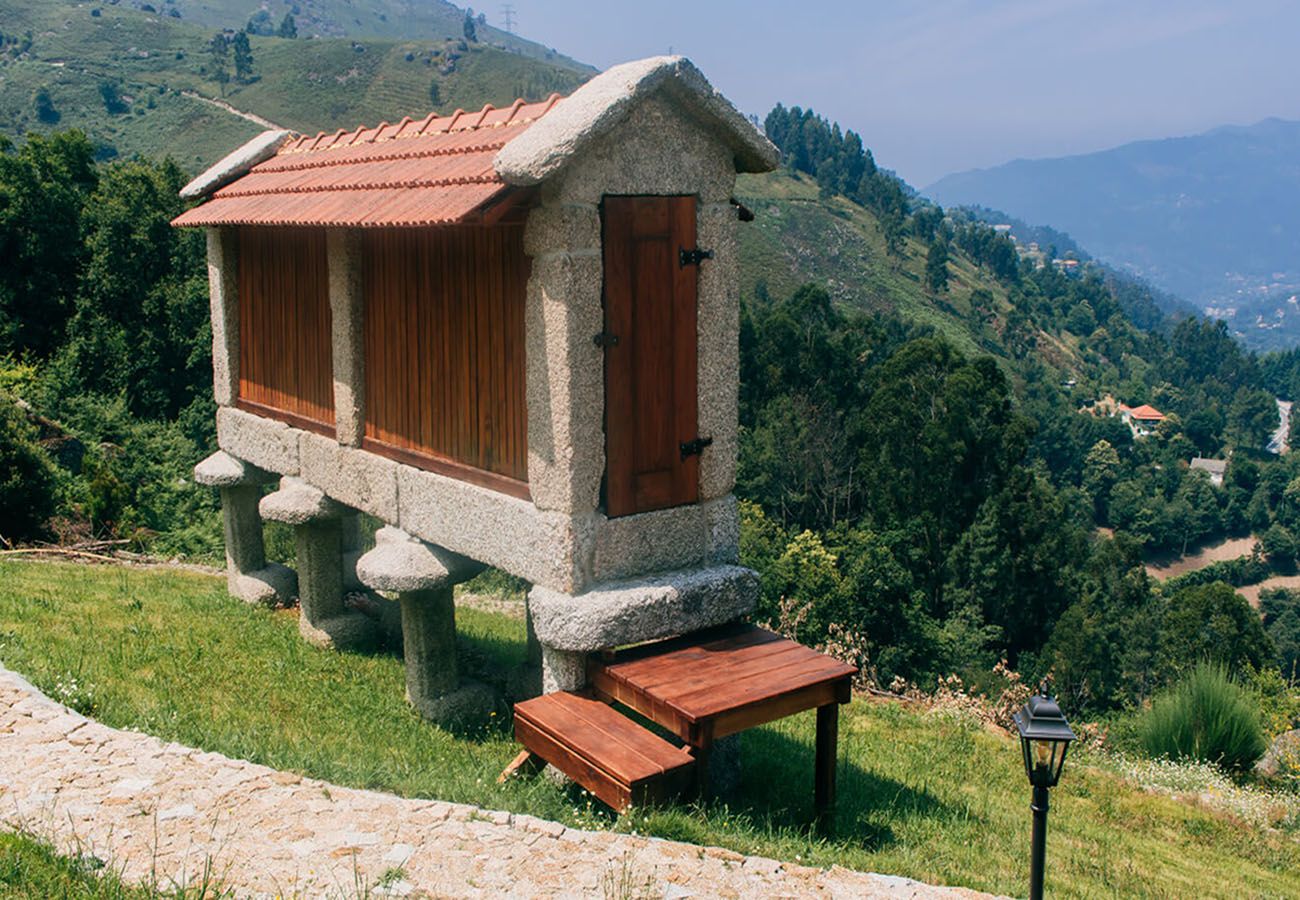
xmin=1 ymin=560 xmax=1295 ymax=899
xmin=0 ymin=0 xmax=589 ymax=172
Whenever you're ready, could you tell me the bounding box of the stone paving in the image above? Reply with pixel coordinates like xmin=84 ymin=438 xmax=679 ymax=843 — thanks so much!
xmin=0 ymin=664 xmax=994 ymax=899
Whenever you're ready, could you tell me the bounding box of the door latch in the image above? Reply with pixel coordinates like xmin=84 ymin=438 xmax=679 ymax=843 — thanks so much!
xmin=680 ymin=436 xmax=713 ymax=460
xmin=679 ymin=247 xmax=714 ymax=268
xmin=592 ymin=331 xmax=619 ymax=348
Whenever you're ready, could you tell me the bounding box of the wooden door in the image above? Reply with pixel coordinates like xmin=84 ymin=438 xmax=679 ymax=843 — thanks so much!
xmin=602 ymin=196 xmax=700 ymax=518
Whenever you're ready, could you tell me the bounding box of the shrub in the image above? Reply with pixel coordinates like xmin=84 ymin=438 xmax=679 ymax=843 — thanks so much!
xmin=1139 ymin=663 xmax=1267 ymax=772
xmin=0 ymin=394 xmax=57 ymax=541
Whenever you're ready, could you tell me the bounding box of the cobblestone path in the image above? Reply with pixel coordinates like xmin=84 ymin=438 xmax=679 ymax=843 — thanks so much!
xmin=0 ymin=665 xmax=994 ymax=898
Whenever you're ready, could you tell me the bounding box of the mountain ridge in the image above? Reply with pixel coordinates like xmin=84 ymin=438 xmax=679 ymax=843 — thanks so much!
xmin=925 ymin=116 xmax=1300 ymax=350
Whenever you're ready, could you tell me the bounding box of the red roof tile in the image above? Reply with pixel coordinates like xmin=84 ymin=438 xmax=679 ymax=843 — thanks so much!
xmin=1127 ymin=404 xmax=1165 ymax=420
xmin=172 ymin=95 xmax=563 ymax=229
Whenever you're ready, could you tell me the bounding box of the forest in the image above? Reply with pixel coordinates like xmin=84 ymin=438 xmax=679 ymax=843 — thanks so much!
xmin=2 ymin=115 xmax=1300 ymax=733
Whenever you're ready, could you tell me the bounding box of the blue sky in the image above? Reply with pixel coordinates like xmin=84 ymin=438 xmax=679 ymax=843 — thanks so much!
xmin=511 ymin=0 xmax=1300 ymax=186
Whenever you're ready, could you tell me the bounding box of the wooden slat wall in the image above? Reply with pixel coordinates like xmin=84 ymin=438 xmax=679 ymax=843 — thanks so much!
xmin=362 ymin=226 xmax=529 ymax=491
xmin=237 ymin=227 xmax=335 ymax=430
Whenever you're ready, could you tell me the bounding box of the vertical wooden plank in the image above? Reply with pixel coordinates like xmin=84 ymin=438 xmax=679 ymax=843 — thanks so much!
xmin=602 ymin=198 xmax=637 ymax=517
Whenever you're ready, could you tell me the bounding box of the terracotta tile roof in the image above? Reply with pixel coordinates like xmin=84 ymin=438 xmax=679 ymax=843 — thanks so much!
xmin=1126 ymin=404 xmax=1165 ymax=420
xmin=172 ymin=95 xmax=563 ymax=229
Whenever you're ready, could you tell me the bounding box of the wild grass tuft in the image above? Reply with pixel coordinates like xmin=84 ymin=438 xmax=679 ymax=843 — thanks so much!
xmin=1139 ymin=663 xmax=1268 ymax=772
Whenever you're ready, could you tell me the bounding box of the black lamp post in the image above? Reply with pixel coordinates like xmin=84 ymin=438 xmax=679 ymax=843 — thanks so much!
xmin=1013 ymin=693 xmax=1075 ymax=900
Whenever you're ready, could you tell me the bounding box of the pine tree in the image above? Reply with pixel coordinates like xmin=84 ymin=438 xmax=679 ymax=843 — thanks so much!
xmin=925 ymin=239 xmax=950 ymax=293
xmin=231 ymin=31 xmax=254 ymax=83
xmin=277 ymin=13 xmax=297 ymax=39
xmin=208 ymin=32 xmax=230 ymax=93
xmin=463 ymin=12 xmax=477 ymax=42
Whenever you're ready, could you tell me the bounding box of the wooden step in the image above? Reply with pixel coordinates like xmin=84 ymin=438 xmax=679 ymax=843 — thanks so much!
xmin=513 ymin=691 xmax=695 ymax=811
xmin=588 ymin=623 xmax=856 ymax=743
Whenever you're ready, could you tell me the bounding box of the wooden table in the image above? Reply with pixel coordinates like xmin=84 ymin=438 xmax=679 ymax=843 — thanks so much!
xmin=587 ymin=623 xmax=856 ymax=826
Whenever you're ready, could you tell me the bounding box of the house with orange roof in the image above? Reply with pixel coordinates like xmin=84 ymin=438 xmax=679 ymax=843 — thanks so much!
xmin=1119 ymin=402 xmax=1166 ymax=437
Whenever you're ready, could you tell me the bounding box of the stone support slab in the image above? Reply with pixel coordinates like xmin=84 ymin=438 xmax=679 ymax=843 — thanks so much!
xmin=541 ymin=645 xmax=587 ymax=694
xmin=260 ymin=478 xmax=375 ymax=650
xmin=695 ymin=202 xmax=741 ymax=501
xmin=194 ymin=450 xmax=293 ymax=606
xmin=205 ymin=227 xmax=239 ymax=407
xmin=529 ymin=564 xmax=758 ymax=653
xmin=217 ymin=406 xmax=301 ymax=476
xmin=327 ymin=229 xmax=365 ymax=447
xmin=355 ymin=527 xmax=491 ymax=724
xmin=523 ymin=249 xmax=604 ymax=515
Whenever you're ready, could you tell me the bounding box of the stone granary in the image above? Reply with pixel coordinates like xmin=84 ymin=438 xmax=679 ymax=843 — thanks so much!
xmin=178 ymin=56 xmax=856 ymax=815
xmin=175 ymin=54 xmax=863 ymax=816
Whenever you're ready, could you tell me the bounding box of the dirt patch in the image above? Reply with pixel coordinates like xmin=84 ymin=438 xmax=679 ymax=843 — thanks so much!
xmin=1144 ymin=535 xmax=1259 ymax=580
xmin=1234 ymin=576 xmax=1300 ymax=609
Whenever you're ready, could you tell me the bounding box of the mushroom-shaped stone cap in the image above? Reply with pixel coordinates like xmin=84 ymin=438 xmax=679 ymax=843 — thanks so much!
xmin=259 ymin=477 xmax=344 ymax=524
xmin=194 ymin=450 xmax=268 ymax=487
xmin=356 ymin=526 xmax=484 ymax=593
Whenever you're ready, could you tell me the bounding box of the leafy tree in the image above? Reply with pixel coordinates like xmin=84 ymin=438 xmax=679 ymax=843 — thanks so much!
xmin=1082 ymin=439 xmax=1121 ymax=519
xmin=56 ymin=158 xmax=208 ymax=419
xmin=276 ymin=13 xmax=297 ymax=38
xmin=245 ymin=9 xmax=273 ymax=35
xmin=231 ymin=32 xmax=255 ymax=83
xmin=33 ymin=87 xmax=58 ymax=124
xmin=1066 ymin=300 xmax=1097 ymax=335
xmin=97 ymin=80 xmax=127 ymax=115
xmin=1155 ymin=582 xmax=1274 ymax=681
xmin=1260 ymin=523 xmax=1297 ymax=570
xmin=925 ymin=239 xmax=949 ymax=293
xmin=1047 ymin=535 xmax=1157 ymax=709
xmin=0 ymin=394 xmax=57 ymax=540
xmin=1227 ymin=386 xmax=1279 ymax=449
xmin=463 ymin=12 xmax=477 ymax=41
xmin=0 ymin=131 xmax=98 ymax=357
xmin=948 ymin=465 xmax=1080 ymax=663
xmin=855 ymin=337 xmax=1033 ymax=612
xmin=207 ymin=32 xmax=230 ymax=92
xmin=1260 ymin=588 xmax=1300 ymax=679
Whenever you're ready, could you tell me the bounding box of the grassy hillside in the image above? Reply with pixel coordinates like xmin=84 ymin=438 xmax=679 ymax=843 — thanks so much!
xmin=736 ymin=171 xmax=1085 ymax=376
xmin=1 ymin=559 xmax=1297 ymax=899
xmin=0 ymin=0 xmax=589 ymax=172
xmin=163 ymin=0 xmax=591 ymax=70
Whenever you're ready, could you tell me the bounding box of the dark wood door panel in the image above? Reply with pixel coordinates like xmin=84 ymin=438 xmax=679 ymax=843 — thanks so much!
xmin=602 ymin=195 xmax=700 ymax=518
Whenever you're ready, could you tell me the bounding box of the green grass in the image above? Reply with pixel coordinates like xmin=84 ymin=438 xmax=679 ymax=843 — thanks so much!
xmin=0 ymin=829 xmax=223 ymax=898
xmin=1 ymin=560 xmax=1298 ymax=898
xmin=0 ymin=0 xmax=590 ymax=173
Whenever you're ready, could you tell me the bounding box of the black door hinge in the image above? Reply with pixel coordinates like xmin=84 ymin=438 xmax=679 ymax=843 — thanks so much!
xmin=679 ymin=247 xmax=714 ymax=268
xmin=680 ymin=436 xmax=713 ymax=460
xmin=592 ymin=331 xmax=619 ymax=348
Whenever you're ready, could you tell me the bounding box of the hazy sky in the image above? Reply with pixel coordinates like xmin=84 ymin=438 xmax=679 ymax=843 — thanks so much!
xmin=511 ymin=0 xmax=1300 ymax=186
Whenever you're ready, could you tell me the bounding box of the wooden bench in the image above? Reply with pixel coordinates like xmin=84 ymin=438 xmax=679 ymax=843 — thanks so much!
xmin=512 ymin=690 xmax=695 ymax=811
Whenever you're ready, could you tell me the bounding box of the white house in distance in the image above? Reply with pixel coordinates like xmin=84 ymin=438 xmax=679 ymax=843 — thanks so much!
xmin=1189 ymin=457 xmax=1228 ymax=486
xmin=1119 ymin=403 xmax=1166 ymax=437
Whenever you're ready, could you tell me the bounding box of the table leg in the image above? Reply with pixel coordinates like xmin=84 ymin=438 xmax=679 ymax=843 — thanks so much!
xmin=815 ymin=703 xmax=838 ymax=832
xmin=690 ymin=723 xmax=714 ymax=800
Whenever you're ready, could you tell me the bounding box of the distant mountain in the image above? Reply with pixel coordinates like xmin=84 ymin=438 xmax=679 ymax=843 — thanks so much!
xmin=925 ymin=118 xmax=1300 ymax=350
